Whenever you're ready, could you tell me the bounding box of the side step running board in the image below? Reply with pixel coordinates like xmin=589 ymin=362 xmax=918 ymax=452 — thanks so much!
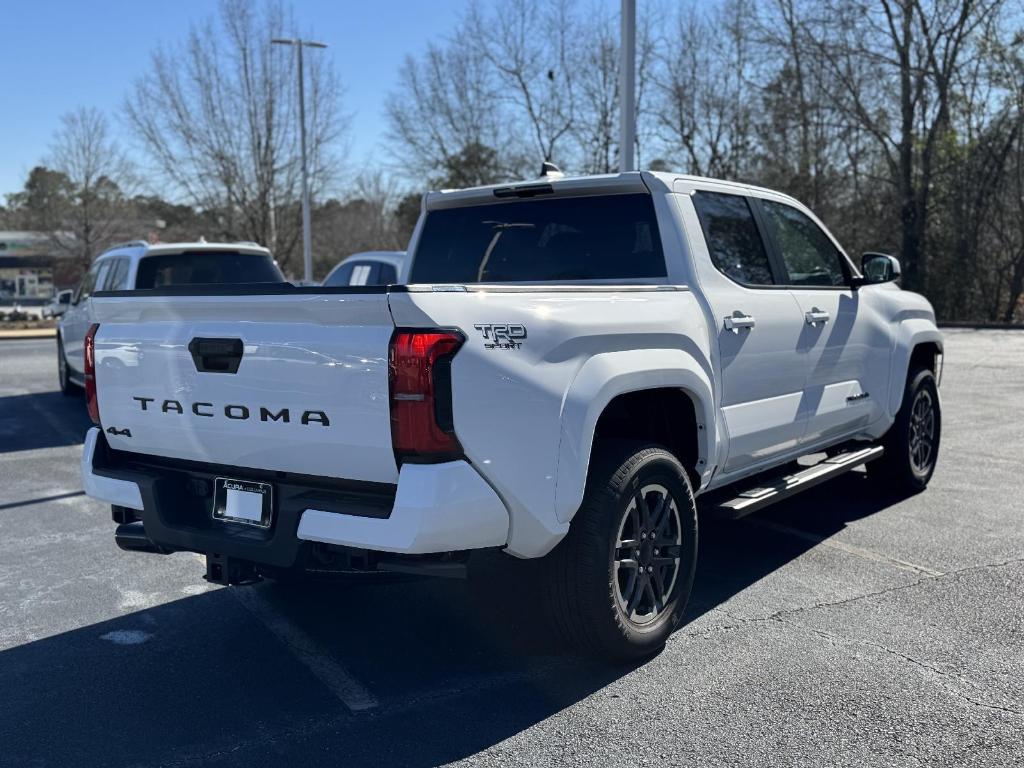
xmin=712 ymin=445 xmax=884 ymax=519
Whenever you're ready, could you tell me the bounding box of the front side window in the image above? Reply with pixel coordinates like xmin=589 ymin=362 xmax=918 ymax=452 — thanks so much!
xmin=76 ymin=260 xmax=111 ymax=303
xmin=759 ymin=200 xmax=847 ymax=287
xmin=692 ymin=191 xmax=774 ymax=286
xmin=411 ymin=193 xmax=666 ymax=283
xmin=74 ymin=263 xmax=101 ymax=303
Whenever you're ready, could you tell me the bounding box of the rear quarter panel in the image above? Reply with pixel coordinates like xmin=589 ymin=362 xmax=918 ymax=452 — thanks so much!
xmin=389 ymin=286 xmax=714 ymax=557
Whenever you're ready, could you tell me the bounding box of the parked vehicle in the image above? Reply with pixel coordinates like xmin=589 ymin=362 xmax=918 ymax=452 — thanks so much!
xmin=58 ymin=241 xmax=283 ymax=395
xmin=80 ymin=173 xmax=942 ymax=659
xmin=322 ymin=251 xmax=404 ymax=286
xmin=42 ymin=289 xmax=73 ymax=319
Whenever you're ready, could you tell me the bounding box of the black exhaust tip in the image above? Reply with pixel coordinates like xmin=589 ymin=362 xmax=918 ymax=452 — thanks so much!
xmin=115 ymin=521 xmax=170 ymax=554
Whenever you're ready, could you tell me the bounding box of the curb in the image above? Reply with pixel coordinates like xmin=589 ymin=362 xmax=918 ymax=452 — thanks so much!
xmin=938 ymin=323 xmax=1024 ymax=330
xmin=0 ymin=329 xmax=57 ymax=340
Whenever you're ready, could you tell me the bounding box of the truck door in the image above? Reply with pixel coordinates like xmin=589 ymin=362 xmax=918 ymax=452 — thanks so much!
xmin=754 ymin=199 xmax=891 ymax=446
xmin=687 ymin=190 xmax=809 ymax=476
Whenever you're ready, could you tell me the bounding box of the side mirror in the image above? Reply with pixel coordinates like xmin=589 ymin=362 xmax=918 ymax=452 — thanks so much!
xmin=856 ymin=252 xmax=901 ymax=286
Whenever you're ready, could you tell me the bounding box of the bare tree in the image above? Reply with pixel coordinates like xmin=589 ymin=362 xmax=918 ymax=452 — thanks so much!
xmin=805 ymin=0 xmax=1003 ymax=293
xmin=378 ymin=0 xmax=1021 ymax=322
xmin=47 ymin=107 xmax=138 ymax=267
xmin=569 ymin=7 xmax=656 ymax=173
xmin=569 ymin=10 xmax=620 ymax=173
xmin=385 ymin=38 xmax=519 ymax=185
xmin=984 ymin=27 xmax=1024 ymax=321
xmin=126 ymin=0 xmax=346 ymax=272
xmin=653 ymin=0 xmax=758 ymax=179
xmin=465 ymin=0 xmax=579 ymax=166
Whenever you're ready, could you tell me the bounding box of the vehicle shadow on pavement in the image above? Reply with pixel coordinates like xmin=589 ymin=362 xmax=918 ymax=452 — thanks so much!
xmin=0 ymin=470 xmax=905 ymax=767
xmin=0 ymin=575 xmax=635 ymax=767
xmin=687 ymin=468 xmax=905 ymax=623
xmin=0 ymin=390 xmax=92 ymax=453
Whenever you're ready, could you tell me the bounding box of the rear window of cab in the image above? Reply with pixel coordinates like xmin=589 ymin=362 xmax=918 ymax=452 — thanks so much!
xmin=134 ymin=251 xmax=284 ymax=289
xmin=410 ymin=193 xmax=667 ymax=283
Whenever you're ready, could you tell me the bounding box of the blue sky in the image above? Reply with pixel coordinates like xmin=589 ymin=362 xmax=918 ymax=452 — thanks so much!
xmin=0 ymin=0 xmax=473 ymax=199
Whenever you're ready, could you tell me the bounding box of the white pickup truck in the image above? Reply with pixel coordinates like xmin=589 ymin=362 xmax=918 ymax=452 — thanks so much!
xmin=81 ymin=172 xmax=942 ymax=659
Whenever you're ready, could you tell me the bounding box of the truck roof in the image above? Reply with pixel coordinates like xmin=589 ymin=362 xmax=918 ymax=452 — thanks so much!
xmin=424 ymin=170 xmax=804 ymax=211
xmin=96 ymin=241 xmax=272 ymax=262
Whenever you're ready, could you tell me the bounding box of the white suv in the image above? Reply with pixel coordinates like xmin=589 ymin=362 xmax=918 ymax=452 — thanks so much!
xmin=58 ymin=241 xmax=283 ymax=395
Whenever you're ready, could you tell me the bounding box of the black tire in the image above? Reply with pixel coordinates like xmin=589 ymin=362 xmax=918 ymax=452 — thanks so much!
xmin=542 ymin=440 xmax=698 ymax=660
xmin=57 ymin=336 xmax=81 ymax=396
xmin=869 ymin=367 xmax=941 ymax=493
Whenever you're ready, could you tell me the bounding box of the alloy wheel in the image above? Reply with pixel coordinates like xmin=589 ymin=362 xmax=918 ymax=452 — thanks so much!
xmin=908 ymin=389 xmax=936 ymax=475
xmin=613 ymin=483 xmax=683 ymax=626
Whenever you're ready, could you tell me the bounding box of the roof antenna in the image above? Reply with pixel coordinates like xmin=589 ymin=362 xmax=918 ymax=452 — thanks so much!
xmin=539 ymin=161 xmax=564 ymax=180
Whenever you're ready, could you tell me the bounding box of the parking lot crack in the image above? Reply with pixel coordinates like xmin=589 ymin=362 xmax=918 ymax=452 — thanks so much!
xmin=762 ymin=556 xmax=1024 ymax=623
xmin=775 ymin=618 xmax=1024 ymax=719
xmin=704 ymin=557 xmax=1024 ymax=630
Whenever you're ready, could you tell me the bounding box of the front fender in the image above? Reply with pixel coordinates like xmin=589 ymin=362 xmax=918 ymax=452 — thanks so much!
xmin=554 ymin=348 xmax=716 ymax=524
xmin=888 ymin=318 xmax=943 ymax=416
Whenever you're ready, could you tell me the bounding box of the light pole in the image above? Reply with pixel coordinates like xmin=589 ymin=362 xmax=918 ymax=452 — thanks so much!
xmin=272 ymin=37 xmax=326 ymax=284
xmin=619 ymin=0 xmax=636 ymax=172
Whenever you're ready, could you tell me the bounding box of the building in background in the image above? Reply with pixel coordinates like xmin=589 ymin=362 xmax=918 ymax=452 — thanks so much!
xmin=0 ymin=232 xmax=58 ymax=303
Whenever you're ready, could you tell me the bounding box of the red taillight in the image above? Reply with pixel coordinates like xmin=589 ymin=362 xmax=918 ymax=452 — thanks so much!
xmin=389 ymin=329 xmax=464 ymax=463
xmin=84 ymin=323 xmax=100 ymax=425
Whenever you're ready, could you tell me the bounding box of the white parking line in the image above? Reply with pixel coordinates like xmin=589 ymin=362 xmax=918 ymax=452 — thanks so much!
xmin=230 ymin=585 xmax=378 ymax=713
xmin=746 ymin=518 xmax=944 ymax=577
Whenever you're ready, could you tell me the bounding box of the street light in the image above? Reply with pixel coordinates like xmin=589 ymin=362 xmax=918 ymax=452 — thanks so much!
xmin=272 ymin=37 xmax=327 ymax=284
xmin=619 ymin=0 xmax=636 ymax=172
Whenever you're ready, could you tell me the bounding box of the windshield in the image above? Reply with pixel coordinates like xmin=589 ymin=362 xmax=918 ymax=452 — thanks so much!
xmin=410 ymin=193 xmax=666 ymax=283
xmin=134 ymin=251 xmax=284 ymax=289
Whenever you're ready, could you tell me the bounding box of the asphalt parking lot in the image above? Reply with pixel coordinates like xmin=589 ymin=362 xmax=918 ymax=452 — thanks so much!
xmin=1 ymin=331 xmax=1021 ymax=767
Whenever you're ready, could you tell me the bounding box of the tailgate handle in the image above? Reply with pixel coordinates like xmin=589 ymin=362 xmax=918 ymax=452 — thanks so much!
xmin=189 ymin=337 xmax=244 ymax=374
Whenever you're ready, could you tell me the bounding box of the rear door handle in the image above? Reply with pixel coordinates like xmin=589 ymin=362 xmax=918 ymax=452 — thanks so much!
xmin=724 ymin=311 xmax=756 ymax=332
xmin=805 ymin=308 xmax=830 ymax=326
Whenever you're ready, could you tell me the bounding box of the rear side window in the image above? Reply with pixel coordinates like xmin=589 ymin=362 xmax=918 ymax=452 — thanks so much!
xmin=348 ymin=263 xmax=375 ymax=286
xmin=323 ymin=261 xmax=397 ymax=286
xmin=410 ymin=193 xmax=666 ymax=283
xmin=103 ymin=258 xmax=129 ymax=290
xmin=693 ymin=191 xmax=774 ymax=286
xmin=134 ymin=252 xmax=283 ymax=289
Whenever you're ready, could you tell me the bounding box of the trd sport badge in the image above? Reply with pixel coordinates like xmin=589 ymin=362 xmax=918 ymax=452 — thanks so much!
xmin=474 ymin=323 xmax=527 ymax=350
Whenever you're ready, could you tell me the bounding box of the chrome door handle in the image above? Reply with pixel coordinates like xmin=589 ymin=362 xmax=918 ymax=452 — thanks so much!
xmin=805 ymin=308 xmax=830 ymax=326
xmin=724 ymin=311 xmax=756 ymax=332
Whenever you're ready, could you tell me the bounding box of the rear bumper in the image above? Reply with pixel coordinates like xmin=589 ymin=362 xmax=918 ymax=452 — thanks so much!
xmin=81 ymin=427 xmax=510 ymax=566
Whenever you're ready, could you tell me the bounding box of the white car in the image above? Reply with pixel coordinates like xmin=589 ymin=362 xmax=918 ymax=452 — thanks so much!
xmin=58 ymin=241 xmax=283 ymax=395
xmin=322 ymin=251 xmax=404 ymax=286
xmin=42 ymin=289 xmax=74 ymax=319
xmin=80 ymin=172 xmax=941 ymax=659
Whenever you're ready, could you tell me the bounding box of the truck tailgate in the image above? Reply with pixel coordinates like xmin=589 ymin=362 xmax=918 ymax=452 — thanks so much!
xmin=90 ymin=291 xmax=398 ymax=484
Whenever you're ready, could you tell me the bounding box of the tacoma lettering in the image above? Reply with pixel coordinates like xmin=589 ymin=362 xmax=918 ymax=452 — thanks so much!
xmin=132 ymin=396 xmax=329 ymax=427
